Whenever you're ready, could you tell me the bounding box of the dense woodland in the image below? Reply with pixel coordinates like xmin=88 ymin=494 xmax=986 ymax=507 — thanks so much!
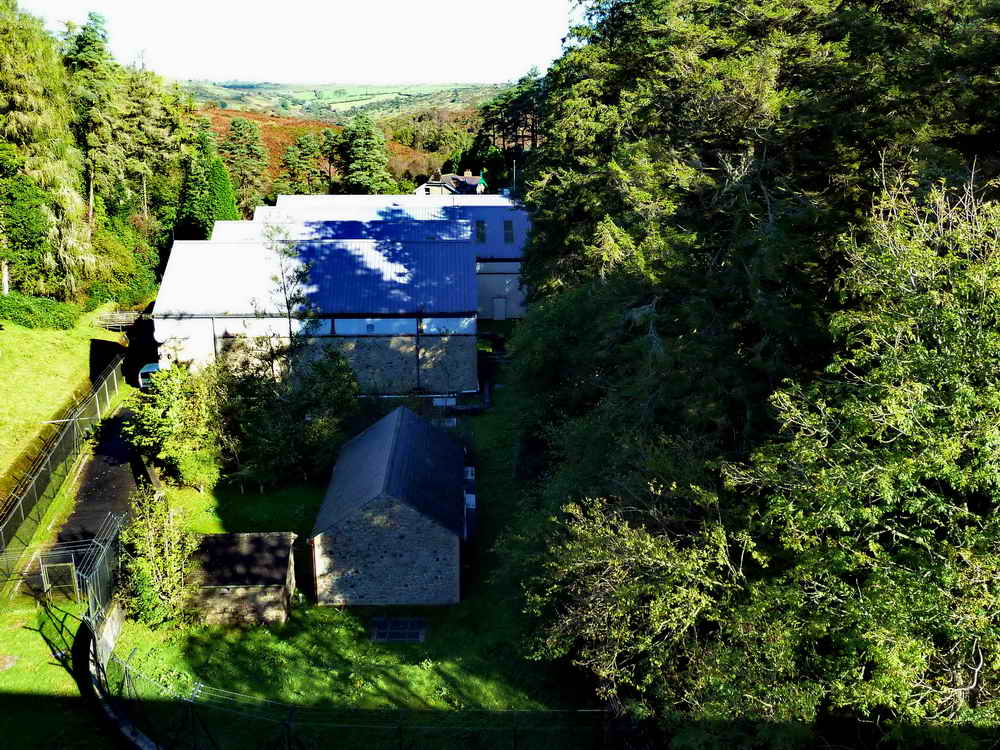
xmin=7 ymin=0 xmax=1000 ymax=746
xmin=480 ymin=0 xmax=1000 ymax=747
xmin=0 ymin=1 xmax=402 ymax=325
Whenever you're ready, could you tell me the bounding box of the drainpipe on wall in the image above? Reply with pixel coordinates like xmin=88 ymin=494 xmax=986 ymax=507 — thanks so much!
xmin=415 ymin=315 xmax=422 ymax=391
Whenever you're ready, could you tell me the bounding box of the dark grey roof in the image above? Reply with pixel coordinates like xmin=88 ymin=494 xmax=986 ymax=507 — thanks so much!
xmin=312 ymin=407 xmax=464 ymax=537
xmin=193 ymin=533 xmax=296 ymax=587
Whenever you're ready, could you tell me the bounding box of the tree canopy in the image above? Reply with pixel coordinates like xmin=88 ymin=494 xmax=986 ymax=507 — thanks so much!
xmin=495 ymin=0 xmax=1000 ymax=745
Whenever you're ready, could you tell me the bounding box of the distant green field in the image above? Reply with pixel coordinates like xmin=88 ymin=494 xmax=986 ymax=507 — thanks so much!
xmin=181 ymin=80 xmax=504 ymax=122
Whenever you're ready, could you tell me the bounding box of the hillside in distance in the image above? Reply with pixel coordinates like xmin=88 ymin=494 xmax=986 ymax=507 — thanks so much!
xmin=197 ymin=108 xmax=444 ymax=181
xmin=183 ymin=81 xmax=504 ymax=123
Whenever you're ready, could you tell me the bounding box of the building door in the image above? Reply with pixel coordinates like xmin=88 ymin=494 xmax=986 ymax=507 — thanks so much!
xmin=492 ymin=297 xmax=508 ymax=321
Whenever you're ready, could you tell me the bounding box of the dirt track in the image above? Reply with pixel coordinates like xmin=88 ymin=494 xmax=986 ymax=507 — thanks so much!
xmin=56 ymin=410 xmax=136 ymax=543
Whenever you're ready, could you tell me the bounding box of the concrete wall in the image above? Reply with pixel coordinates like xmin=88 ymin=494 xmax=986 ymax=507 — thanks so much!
xmin=477 ymin=264 xmax=526 ymax=319
xmin=313 ymin=495 xmax=460 ymax=606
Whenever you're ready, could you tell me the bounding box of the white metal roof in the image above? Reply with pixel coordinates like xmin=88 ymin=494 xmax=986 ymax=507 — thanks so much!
xmin=212 ymin=218 xmax=473 ymax=243
xmin=275 ymin=193 xmax=520 ymax=208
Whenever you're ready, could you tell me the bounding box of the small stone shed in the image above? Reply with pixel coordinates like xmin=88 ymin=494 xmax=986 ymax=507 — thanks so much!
xmin=193 ymin=532 xmax=297 ymax=625
xmin=311 ymin=406 xmax=467 ymax=606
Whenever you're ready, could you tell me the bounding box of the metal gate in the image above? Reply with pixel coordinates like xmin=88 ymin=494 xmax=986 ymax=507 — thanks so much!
xmin=1 ymin=512 xmax=125 ymax=624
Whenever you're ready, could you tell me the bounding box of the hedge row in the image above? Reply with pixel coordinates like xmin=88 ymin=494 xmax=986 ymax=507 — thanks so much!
xmin=0 ymin=292 xmax=81 ymax=329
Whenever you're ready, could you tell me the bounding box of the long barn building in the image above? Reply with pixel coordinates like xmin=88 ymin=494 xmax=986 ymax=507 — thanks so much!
xmin=152 ymin=195 xmax=528 ymax=395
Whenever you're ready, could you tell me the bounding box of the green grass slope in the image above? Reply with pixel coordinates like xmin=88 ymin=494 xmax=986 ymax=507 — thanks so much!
xmin=0 ymin=309 xmax=122 ymax=496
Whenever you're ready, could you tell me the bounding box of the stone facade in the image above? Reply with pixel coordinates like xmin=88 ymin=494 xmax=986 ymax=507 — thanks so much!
xmin=196 ymin=585 xmax=293 ymax=625
xmin=417 ymin=336 xmax=478 ymax=394
xmin=193 ymin=533 xmax=297 ymax=626
xmin=309 ymin=335 xmax=477 ymax=394
xmin=159 ymin=327 xmax=478 ymax=395
xmin=314 ymin=496 xmax=460 ymax=606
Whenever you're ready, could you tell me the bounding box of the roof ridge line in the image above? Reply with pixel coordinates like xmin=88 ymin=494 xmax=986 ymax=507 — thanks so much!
xmin=382 ymin=407 xmax=406 ymax=496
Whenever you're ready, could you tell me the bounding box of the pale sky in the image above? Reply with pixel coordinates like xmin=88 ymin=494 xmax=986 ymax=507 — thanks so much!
xmin=18 ymin=0 xmax=577 ymax=84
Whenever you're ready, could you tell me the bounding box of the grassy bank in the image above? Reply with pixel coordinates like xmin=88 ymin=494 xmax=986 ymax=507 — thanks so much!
xmin=0 ymin=307 xmax=122 ymax=495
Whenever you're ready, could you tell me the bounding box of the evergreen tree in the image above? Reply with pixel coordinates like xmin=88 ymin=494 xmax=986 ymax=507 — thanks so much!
xmin=338 ymin=115 xmax=396 ymax=194
xmin=62 ymin=11 xmax=111 ymax=72
xmin=274 ymin=132 xmax=326 ymax=195
xmin=499 ymin=0 xmax=1000 ymax=742
xmin=0 ymin=0 xmax=90 ymax=297
xmin=320 ymin=128 xmax=341 ymax=182
xmin=218 ymin=117 xmax=267 ymax=217
xmin=176 ymin=120 xmax=237 ymax=239
xmin=207 ymin=155 xmax=238 ymax=222
xmin=0 ymin=143 xmax=56 ymax=294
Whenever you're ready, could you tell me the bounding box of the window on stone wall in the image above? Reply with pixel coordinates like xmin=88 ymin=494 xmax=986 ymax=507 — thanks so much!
xmin=504 ymin=220 xmax=514 ymax=244
xmin=475 ymin=220 xmax=486 ymax=243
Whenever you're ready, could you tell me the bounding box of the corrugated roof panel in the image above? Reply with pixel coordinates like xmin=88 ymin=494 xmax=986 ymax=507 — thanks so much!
xmin=153 ymin=240 xmax=477 ymax=318
xmin=252 ymin=204 xmax=529 ymax=260
xmin=212 ymin=218 xmax=473 ymax=242
xmin=276 ymin=193 xmax=519 ymax=208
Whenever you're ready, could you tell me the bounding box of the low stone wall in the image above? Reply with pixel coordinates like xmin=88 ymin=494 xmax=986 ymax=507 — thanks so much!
xmin=196 ymin=585 xmax=291 ymax=625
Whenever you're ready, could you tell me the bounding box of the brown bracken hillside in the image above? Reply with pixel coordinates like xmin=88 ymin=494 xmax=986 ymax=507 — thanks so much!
xmin=198 ymin=108 xmax=443 ymax=181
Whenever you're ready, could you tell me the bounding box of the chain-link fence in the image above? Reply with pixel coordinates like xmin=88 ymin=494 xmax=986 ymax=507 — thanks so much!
xmin=1 ymin=513 xmax=125 ymax=623
xmin=0 ymin=354 xmax=126 ymax=573
xmin=92 ymin=651 xmax=611 ymax=750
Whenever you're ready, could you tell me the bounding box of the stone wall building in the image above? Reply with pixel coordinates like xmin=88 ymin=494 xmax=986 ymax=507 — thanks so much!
xmin=192 ymin=533 xmax=297 ymax=625
xmin=311 ymin=407 xmax=469 ymax=606
xmin=153 ymin=239 xmax=478 ymax=394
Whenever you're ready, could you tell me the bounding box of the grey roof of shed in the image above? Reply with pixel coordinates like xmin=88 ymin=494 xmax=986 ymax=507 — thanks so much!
xmin=193 ymin=532 xmax=296 ymax=587
xmin=312 ymin=407 xmax=465 ymax=538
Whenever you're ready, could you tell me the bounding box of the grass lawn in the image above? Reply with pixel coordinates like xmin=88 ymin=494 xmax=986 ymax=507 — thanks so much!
xmin=0 ymin=307 xmax=122 ymax=496
xmin=166 ymin=482 xmax=326 ymax=537
xmin=0 ymin=595 xmax=108 ymax=749
xmin=113 ymin=386 xmax=595 ymax=746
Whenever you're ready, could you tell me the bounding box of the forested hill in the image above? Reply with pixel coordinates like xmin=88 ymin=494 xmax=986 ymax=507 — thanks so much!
xmin=473 ymin=0 xmax=1000 ymax=747
xmin=0 ymin=3 xmax=445 ymax=321
xmin=0 ymin=4 xmax=177 ymax=311
xmin=196 ymin=108 xmax=442 ymax=182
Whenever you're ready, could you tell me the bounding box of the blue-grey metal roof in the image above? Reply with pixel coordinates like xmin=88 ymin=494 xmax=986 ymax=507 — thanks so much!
xmin=312 ymin=407 xmax=465 ymax=538
xmin=153 ymin=240 xmax=476 ymax=318
xmin=301 ymin=239 xmax=477 ymax=314
xmin=250 ymin=200 xmax=529 ymax=261
xmin=212 ymin=217 xmax=473 ymax=242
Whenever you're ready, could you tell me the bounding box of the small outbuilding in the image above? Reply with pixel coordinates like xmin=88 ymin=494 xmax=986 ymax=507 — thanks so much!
xmin=311 ymin=406 xmax=468 ymax=606
xmin=192 ymin=532 xmax=297 ymax=625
